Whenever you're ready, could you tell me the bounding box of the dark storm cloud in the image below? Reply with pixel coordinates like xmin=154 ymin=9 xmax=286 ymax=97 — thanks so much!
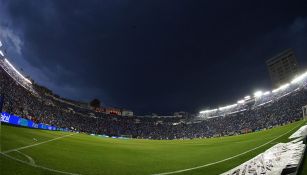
xmin=0 ymin=0 xmax=307 ymax=114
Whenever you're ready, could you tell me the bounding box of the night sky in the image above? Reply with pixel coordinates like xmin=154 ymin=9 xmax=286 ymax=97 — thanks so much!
xmin=0 ymin=0 xmax=307 ymax=115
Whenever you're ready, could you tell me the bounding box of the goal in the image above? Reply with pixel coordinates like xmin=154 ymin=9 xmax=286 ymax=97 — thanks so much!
xmin=303 ymin=105 xmax=307 ymax=120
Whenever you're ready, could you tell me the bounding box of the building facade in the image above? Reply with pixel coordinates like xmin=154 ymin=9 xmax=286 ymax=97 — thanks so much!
xmin=122 ymin=110 xmax=133 ymax=117
xmin=266 ymin=49 xmax=299 ymax=88
xmin=105 ymin=107 xmax=122 ymax=116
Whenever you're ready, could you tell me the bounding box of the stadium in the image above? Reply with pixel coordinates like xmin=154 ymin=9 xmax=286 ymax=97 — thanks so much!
xmin=1 ymin=1 xmax=307 ymax=175
xmin=1 ymin=37 xmax=307 ymax=174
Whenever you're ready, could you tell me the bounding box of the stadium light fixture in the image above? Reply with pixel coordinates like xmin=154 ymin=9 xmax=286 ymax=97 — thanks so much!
xmin=200 ymin=71 xmax=307 ymax=115
xmin=0 ymin=50 xmax=4 ymax=57
xmin=254 ymin=91 xmax=263 ymax=98
xmin=237 ymin=100 xmax=245 ymax=104
xmin=273 ymin=83 xmax=290 ymax=93
xmin=232 ymin=104 xmax=238 ymax=107
xmin=244 ymin=95 xmax=251 ymax=100
xmin=219 ymin=104 xmax=237 ymax=111
xmin=4 ymin=58 xmax=32 ymax=84
xmin=291 ymin=72 xmax=307 ymax=84
xmin=279 ymin=83 xmax=290 ymax=90
xmin=199 ymin=109 xmax=217 ymax=114
xmin=218 ymin=107 xmax=225 ymax=110
xmin=0 ymin=40 xmax=2 ymax=47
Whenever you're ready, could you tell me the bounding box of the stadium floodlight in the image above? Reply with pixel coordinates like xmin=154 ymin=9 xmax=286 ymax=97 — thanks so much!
xmin=218 ymin=107 xmax=225 ymax=110
xmin=237 ymin=100 xmax=245 ymax=104
xmin=263 ymin=91 xmax=271 ymax=95
xmin=291 ymin=72 xmax=307 ymax=84
xmin=219 ymin=104 xmax=237 ymax=111
xmin=254 ymin=91 xmax=263 ymax=98
xmin=279 ymin=83 xmax=290 ymax=90
xmin=4 ymin=58 xmax=32 ymax=84
xmin=244 ymin=95 xmax=251 ymax=100
xmin=0 ymin=40 xmax=2 ymax=47
xmin=199 ymin=108 xmax=217 ymax=114
xmin=273 ymin=83 xmax=290 ymax=93
xmin=0 ymin=50 xmax=4 ymax=57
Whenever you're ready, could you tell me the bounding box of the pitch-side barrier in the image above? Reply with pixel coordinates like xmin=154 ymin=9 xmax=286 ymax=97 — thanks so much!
xmin=221 ymin=125 xmax=307 ymax=175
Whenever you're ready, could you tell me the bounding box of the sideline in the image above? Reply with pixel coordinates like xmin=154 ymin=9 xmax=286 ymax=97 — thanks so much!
xmin=152 ymin=123 xmax=302 ymax=175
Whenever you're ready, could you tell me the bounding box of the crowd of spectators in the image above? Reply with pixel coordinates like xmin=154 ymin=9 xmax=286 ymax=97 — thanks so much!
xmin=1 ymin=63 xmax=307 ymax=140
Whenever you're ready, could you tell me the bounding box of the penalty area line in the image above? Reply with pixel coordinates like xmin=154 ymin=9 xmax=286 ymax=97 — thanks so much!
xmin=152 ymin=123 xmax=302 ymax=175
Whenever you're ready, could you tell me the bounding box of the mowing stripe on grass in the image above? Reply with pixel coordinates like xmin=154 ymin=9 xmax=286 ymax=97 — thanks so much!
xmin=152 ymin=123 xmax=301 ymax=175
xmin=1 ymin=133 xmax=75 ymax=154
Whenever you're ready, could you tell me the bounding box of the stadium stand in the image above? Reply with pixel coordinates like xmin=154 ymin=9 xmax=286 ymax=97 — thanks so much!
xmin=1 ymin=43 xmax=307 ymax=140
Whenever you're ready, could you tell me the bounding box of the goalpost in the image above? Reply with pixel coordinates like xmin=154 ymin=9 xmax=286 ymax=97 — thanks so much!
xmin=303 ymin=105 xmax=307 ymax=120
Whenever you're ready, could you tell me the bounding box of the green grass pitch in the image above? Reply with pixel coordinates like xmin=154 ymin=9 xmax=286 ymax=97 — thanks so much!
xmin=1 ymin=120 xmax=307 ymax=175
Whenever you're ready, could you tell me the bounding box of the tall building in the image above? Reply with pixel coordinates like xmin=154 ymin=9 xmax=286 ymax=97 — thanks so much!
xmin=266 ymin=49 xmax=299 ymax=88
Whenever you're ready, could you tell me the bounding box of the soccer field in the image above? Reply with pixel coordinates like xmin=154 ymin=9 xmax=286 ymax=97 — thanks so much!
xmin=1 ymin=121 xmax=306 ymax=175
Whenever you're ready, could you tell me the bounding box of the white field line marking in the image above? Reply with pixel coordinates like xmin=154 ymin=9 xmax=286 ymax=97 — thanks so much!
xmin=0 ymin=124 xmax=301 ymax=175
xmin=16 ymin=150 xmax=36 ymax=165
xmin=0 ymin=133 xmax=80 ymax=175
xmin=152 ymin=123 xmax=302 ymax=175
xmin=1 ymin=133 xmax=75 ymax=154
xmin=1 ymin=153 xmax=81 ymax=175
